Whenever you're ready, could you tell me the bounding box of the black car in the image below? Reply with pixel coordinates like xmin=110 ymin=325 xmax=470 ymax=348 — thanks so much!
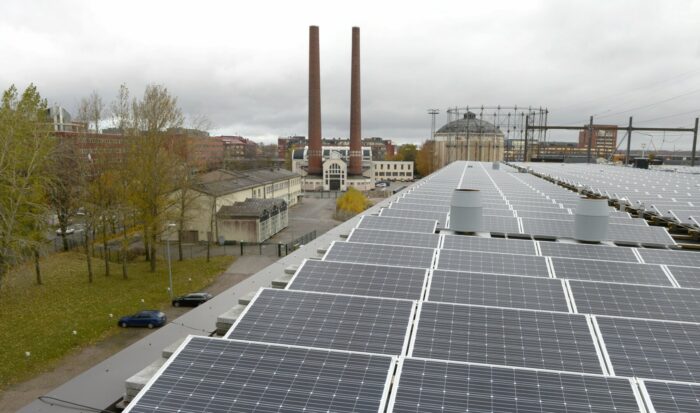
xmin=172 ymin=292 xmax=213 ymax=307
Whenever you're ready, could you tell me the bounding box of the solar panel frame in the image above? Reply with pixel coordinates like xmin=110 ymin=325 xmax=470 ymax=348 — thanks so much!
xmin=640 ymin=379 xmax=700 ymax=413
xmin=378 ymin=208 xmax=448 ymax=225
xmin=347 ymin=228 xmax=441 ymax=249
xmin=224 ymin=288 xmax=416 ymax=356
xmin=323 ymin=241 xmax=436 ymax=269
xmin=409 ymin=301 xmax=606 ymax=374
xmin=428 ymin=269 xmax=571 ymax=312
xmin=666 ymin=265 xmax=700 ymax=289
xmin=357 ymin=215 xmax=438 ymax=234
xmin=387 ymin=357 xmax=645 ymax=413
xmin=550 ymin=257 xmax=673 ymax=286
xmin=638 ymin=248 xmax=700 ymax=268
xmin=568 ymin=279 xmax=700 ymax=323
xmin=123 ymin=336 xmax=396 ymax=413
xmin=436 ymin=249 xmax=550 ymax=277
xmin=286 ymin=259 xmax=428 ymax=300
xmin=442 ymin=235 xmax=537 ymax=255
xmin=538 ymin=241 xmax=640 ymax=263
xmin=595 ymin=316 xmax=700 ymax=382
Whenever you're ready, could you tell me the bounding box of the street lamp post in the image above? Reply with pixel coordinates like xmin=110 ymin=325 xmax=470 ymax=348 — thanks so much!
xmin=166 ymin=223 xmax=176 ymax=299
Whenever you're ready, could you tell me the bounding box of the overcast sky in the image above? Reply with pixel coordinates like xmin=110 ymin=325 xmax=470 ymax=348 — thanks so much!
xmin=2 ymin=0 xmax=699 ymax=149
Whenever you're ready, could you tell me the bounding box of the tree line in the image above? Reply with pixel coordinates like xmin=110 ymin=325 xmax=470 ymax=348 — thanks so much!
xmin=0 ymin=83 xmax=206 ymax=289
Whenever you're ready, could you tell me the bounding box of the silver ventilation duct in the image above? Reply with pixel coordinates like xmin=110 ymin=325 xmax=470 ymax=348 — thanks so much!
xmin=450 ymin=189 xmax=483 ymax=233
xmin=574 ymin=197 xmax=610 ymax=242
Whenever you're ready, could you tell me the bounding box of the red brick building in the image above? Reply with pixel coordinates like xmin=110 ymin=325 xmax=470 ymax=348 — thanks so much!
xmin=578 ymin=125 xmax=618 ymax=158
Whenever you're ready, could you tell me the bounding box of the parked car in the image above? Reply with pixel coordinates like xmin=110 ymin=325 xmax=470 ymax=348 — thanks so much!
xmin=55 ymin=227 xmax=75 ymax=235
xmin=172 ymin=292 xmax=213 ymax=307
xmin=118 ymin=310 xmax=166 ymax=328
xmin=375 ymin=182 xmax=388 ymax=188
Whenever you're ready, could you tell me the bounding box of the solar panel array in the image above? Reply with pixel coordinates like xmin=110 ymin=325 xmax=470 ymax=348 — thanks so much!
xmin=517 ymin=162 xmax=700 ymax=230
xmin=125 ymin=161 xmax=700 ymax=413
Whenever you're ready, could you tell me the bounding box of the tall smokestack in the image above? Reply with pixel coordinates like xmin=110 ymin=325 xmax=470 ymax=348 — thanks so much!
xmin=348 ymin=26 xmax=363 ymax=176
xmin=307 ymin=25 xmax=322 ymax=175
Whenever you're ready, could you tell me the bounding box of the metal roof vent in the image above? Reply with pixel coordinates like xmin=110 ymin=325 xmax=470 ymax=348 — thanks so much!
xmin=574 ymin=197 xmax=609 ymax=243
xmin=450 ymin=189 xmax=483 ymax=233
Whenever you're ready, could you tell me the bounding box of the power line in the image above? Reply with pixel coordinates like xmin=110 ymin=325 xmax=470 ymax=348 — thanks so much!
xmin=595 ymin=88 xmax=700 ymax=120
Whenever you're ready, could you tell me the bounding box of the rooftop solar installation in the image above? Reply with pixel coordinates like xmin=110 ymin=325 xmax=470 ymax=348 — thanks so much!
xmin=127 ymin=161 xmax=699 ymax=412
xmin=538 ymin=241 xmax=639 ymax=263
xmin=436 ymin=249 xmax=549 ymax=277
xmin=551 ymin=257 xmax=672 ymax=286
xmin=569 ymin=280 xmax=700 ymax=323
xmin=596 ymin=316 xmax=700 ymax=382
xmin=411 ymin=301 xmax=604 ymax=373
xmin=389 ymin=358 xmax=643 ymax=413
xmin=125 ymin=337 xmax=395 ymax=413
xmin=225 ymin=289 xmax=414 ymax=355
xmin=442 ymin=235 xmax=537 ymax=255
xmin=638 ymin=248 xmax=700 ymax=268
xmin=357 ymin=215 xmax=437 ymax=233
xmin=641 ymin=379 xmax=700 ymax=413
xmin=517 ymin=163 xmax=700 ymax=231
xmin=324 ymin=241 xmax=435 ymax=269
xmin=286 ymin=260 xmax=427 ymax=300
xmin=428 ymin=269 xmax=570 ymax=312
xmin=347 ymin=228 xmax=441 ymax=249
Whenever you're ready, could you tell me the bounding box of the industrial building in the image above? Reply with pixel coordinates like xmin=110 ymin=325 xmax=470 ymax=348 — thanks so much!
xmin=292 ymin=146 xmax=413 ymax=190
xmin=175 ymin=168 xmax=300 ymax=243
xmin=216 ymin=198 xmax=288 ymax=243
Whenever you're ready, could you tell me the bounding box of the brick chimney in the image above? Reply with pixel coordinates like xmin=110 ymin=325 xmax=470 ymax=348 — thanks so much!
xmin=307 ymin=25 xmax=322 ymax=175
xmin=348 ymin=26 xmax=362 ymax=176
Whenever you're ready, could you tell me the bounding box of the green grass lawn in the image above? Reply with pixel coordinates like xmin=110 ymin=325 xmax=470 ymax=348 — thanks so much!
xmin=0 ymin=251 xmax=234 ymax=389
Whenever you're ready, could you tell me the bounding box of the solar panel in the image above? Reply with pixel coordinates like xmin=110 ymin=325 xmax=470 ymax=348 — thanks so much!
xmin=390 ymin=201 xmax=450 ymax=213
xmin=225 ymin=289 xmax=414 ymax=355
xmin=287 ymin=260 xmax=427 ymax=300
xmin=480 ymin=215 xmax=521 ymax=233
xmin=437 ymin=249 xmax=549 ymax=277
xmin=429 ymin=269 xmax=570 ymax=312
xmin=638 ymin=248 xmax=700 ymax=268
xmin=551 ymin=257 xmax=672 ymax=286
xmin=515 ymin=209 xmax=573 ymax=219
xmin=411 ymin=301 xmax=604 ymax=373
xmin=357 ymin=215 xmax=437 ymax=233
xmin=378 ymin=208 xmax=448 ymax=225
xmin=569 ymin=280 xmax=700 ymax=323
xmin=389 ymin=358 xmax=643 ymax=413
xmin=538 ymin=242 xmax=639 ymax=263
xmin=125 ymin=337 xmax=394 ymax=413
xmin=442 ymin=235 xmax=536 ymax=255
xmin=596 ymin=316 xmax=700 ymax=382
xmin=347 ymin=228 xmax=440 ymax=249
xmin=667 ymin=265 xmax=700 ymax=289
xmin=641 ymin=380 xmax=700 ymax=413
xmin=324 ymin=241 xmax=435 ymax=269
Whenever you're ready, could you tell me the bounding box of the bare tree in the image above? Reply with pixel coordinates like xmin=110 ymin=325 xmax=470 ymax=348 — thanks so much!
xmin=77 ymin=91 xmax=104 ymax=133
